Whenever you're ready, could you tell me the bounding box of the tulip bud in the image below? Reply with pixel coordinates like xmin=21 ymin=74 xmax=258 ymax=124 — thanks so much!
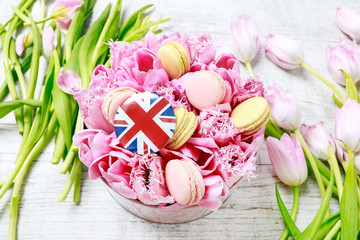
xmin=15 ymin=33 xmax=26 ymax=57
xmin=42 ymin=26 xmax=56 ymax=60
xmin=265 ymin=34 xmax=304 ymax=69
xmin=265 ymin=83 xmax=301 ymax=131
xmin=336 ymin=7 xmax=360 ymax=41
xmin=266 ymin=134 xmax=308 ymax=186
xmin=333 ymin=138 xmax=360 ymax=173
xmin=335 ymin=99 xmax=360 ymax=152
xmin=15 ymin=32 xmax=32 ymax=57
xmin=326 ymin=39 xmax=360 ymax=86
xmin=230 ymin=15 xmax=259 ymax=63
xmin=53 ymin=0 xmax=83 ymax=30
xmin=300 ymin=122 xmax=334 ymax=160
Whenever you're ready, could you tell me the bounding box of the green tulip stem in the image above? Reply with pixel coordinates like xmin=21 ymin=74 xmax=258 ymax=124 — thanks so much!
xmin=60 ymin=144 xmax=77 ymax=174
xmin=73 ymin=163 xmax=82 ymax=203
xmin=342 ymin=161 xmax=360 ymax=208
xmin=300 ymin=62 xmax=346 ymax=103
xmin=0 ymin=18 xmax=12 ymax=33
xmin=8 ymin=115 xmax=57 ymax=240
xmin=279 ymin=185 xmax=299 ymax=240
xmin=22 ymin=16 xmax=55 ymax=27
xmin=3 ymin=14 xmax=25 ymax=134
xmin=269 ymin=117 xmax=283 ymax=135
xmin=20 ymin=11 xmax=41 ymax=153
xmin=0 ymin=180 xmax=6 ymax=188
xmin=245 ymin=61 xmax=254 ymax=77
xmin=324 ymin=220 xmax=341 ymax=240
xmin=293 ymin=128 xmax=329 ymax=217
xmin=11 ymin=6 xmax=30 ymax=24
xmin=58 ymin=156 xmax=82 ymax=202
xmin=38 ymin=0 xmax=46 ymax=30
xmin=327 ymin=146 xmax=343 ymax=201
xmin=60 ymin=111 xmax=82 ymax=174
xmin=9 ymin=40 xmax=27 ymax=98
xmin=0 ymin=81 xmax=8 ymax=101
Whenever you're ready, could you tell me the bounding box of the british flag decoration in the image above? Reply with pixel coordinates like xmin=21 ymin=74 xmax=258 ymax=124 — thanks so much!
xmin=114 ymin=92 xmax=176 ymax=155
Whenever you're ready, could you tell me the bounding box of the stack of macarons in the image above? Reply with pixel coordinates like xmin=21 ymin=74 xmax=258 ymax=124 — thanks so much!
xmin=99 ymin=41 xmax=271 ymax=206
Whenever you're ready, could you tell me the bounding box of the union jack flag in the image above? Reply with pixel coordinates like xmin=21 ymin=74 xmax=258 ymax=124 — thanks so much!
xmin=114 ymin=92 xmax=176 ymax=155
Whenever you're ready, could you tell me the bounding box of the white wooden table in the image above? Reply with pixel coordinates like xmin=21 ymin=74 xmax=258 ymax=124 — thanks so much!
xmin=0 ymin=0 xmax=355 ymax=239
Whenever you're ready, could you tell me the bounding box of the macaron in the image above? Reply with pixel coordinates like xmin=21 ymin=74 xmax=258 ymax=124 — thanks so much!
xmin=158 ymin=42 xmax=190 ymax=79
xmin=165 ymin=159 xmax=205 ymax=206
xmin=166 ymin=107 xmax=198 ymax=150
xmin=185 ymin=71 xmax=226 ymax=110
xmin=101 ymin=87 xmax=138 ymax=124
xmin=230 ymin=97 xmax=271 ymax=135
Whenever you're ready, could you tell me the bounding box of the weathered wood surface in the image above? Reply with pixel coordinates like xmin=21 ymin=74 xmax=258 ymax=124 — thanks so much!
xmin=0 ymin=0 xmax=354 ymax=239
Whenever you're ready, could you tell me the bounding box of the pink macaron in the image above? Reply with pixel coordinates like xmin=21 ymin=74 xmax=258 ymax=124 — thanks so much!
xmin=185 ymin=71 xmax=226 ymax=110
xmin=101 ymin=87 xmax=138 ymax=124
xmin=165 ymin=159 xmax=205 ymax=206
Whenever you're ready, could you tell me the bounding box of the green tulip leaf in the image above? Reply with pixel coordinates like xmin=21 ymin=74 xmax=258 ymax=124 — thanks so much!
xmin=340 ymin=148 xmax=358 ymax=239
xmin=64 ymin=37 xmax=84 ymax=76
xmin=0 ymin=99 xmax=42 ymax=119
xmin=265 ymin=121 xmax=283 ymax=139
xmin=332 ymin=93 xmax=343 ymax=108
xmin=117 ymin=4 xmax=154 ymax=40
xmin=79 ymin=3 xmax=111 ymax=87
xmin=64 ymin=0 xmax=97 ymax=61
xmin=37 ymin=52 xmax=55 ymax=137
xmin=91 ymin=0 xmax=122 ymax=67
xmin=297 ymin=169 xmax=334 ymax=240
xmin=313 ymin=212 xmax=340 ymax=240
xmin=275 ymin=183 xmax=301 ymax=238
xmin=342 ymin=70 xmax=360 ymax=103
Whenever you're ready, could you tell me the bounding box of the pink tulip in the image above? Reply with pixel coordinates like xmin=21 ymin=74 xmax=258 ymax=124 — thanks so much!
xmin=326 ymin=39 xmax=360 ymax=86
xmin=335 ymin=99 xmax=360 ymax=152
xmin=333 ymin=137 xmax=360 ymax=173
xmin=198 ymin=175 xmax=228 ymax=211
xmin=232 ymin=75 xmax=264 ymax=107
xmin=15 ymin=33 xmax=26 ymax=57
xmin=196 ymin=108 xmax=239 ymax=145
xmin=336 ymin=7 xmax=360 ymax=41
xmin=56 ymin=67 xmax=82 ymax=94
xmin=265 ymin=34 xmax=304 ymax=69
xmin=266 ymin=134 xmax=308 ymax=186
xmin=300 ymin=122 xmax=334 ymax=160
xmin=53 ymin=0 xmax=83 ymax=30
xmin=42 ymin=26 xmax=56 ymax=60
xmin=230 ymin=15 xmax=259 ymax=63
xmin=265 ymin=83 xmax=301 ymax=131
xmin=130 ymin=154 xmax=174 ymax=205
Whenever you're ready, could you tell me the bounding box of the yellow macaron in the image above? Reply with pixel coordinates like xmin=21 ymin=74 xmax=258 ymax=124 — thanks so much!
xmin=230 ymin=97 xmax=271 ymax=135
xmin=158 ymin=42 xmax=190 ymax=79
xmin=166 ymin=107 xmax=198 ymax=150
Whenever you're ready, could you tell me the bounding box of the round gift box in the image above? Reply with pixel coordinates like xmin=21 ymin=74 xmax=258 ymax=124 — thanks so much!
xmin=103 ymin=175 xmax=244 ymax=224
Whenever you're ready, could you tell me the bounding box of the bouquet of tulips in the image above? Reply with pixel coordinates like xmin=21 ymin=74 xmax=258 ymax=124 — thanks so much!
xmin=230 ymin=7 xmax=360 ymax=240
xmin=0 ymin=0 xmax=169 ymax=238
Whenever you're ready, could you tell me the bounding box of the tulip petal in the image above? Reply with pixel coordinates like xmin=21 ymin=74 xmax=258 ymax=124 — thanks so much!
xmin=56 ymin=67 xmax=82 ymax=95
xmin=42 ymin=27 xmax=56 ymax=60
